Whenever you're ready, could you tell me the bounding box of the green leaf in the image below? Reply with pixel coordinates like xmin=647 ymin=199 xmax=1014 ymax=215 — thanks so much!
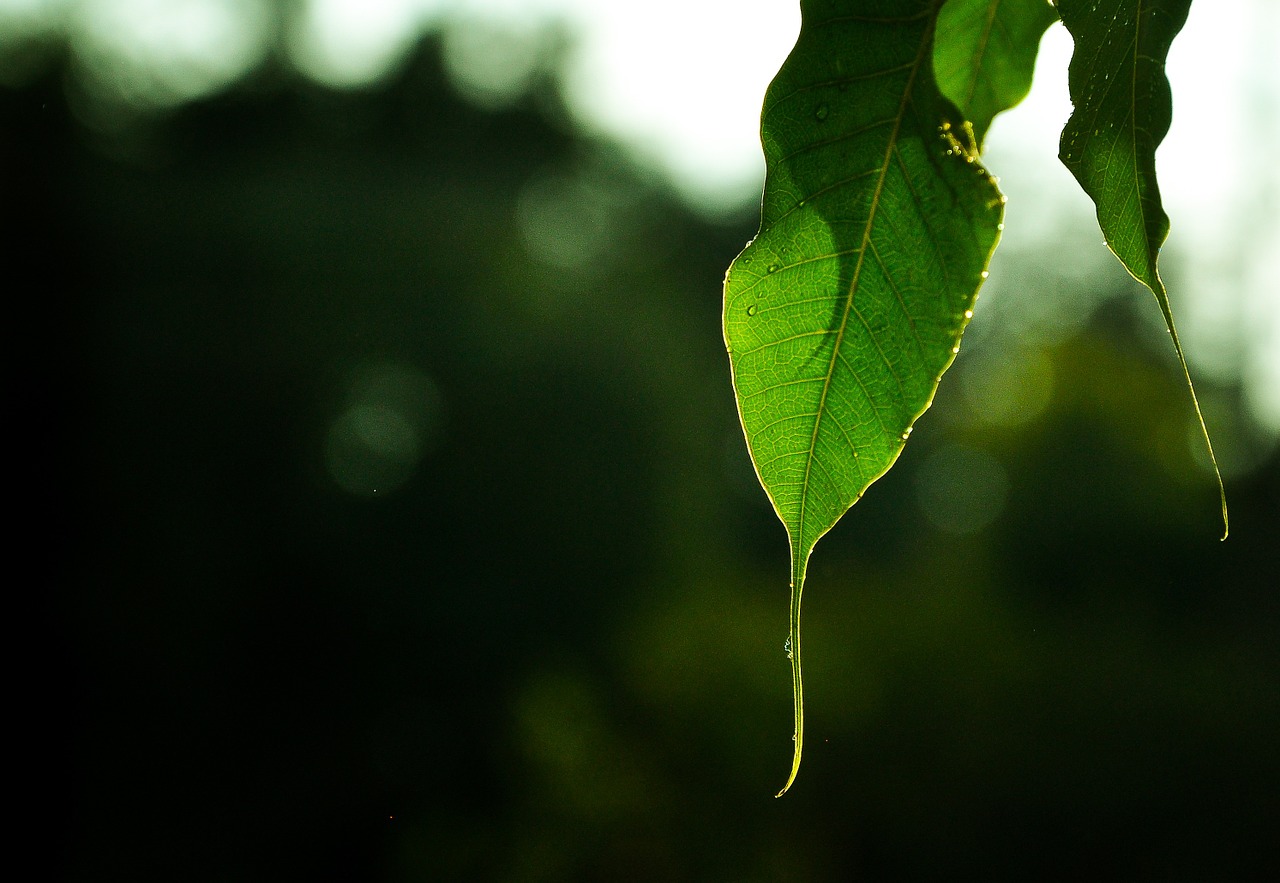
xmin=1056 ymin=0 xmax=1227 ymax=536
xmin=723 ymin=0 xmax=1003 ymax=796
xmin=933 ymin=0 xmax=1059 ymax=146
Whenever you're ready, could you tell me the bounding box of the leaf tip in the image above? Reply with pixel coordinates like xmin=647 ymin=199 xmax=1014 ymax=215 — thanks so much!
xmin=776 ymin=554 xmax=807 ymax=798
xmin=775 ymin=742 xmax=802 ymax=799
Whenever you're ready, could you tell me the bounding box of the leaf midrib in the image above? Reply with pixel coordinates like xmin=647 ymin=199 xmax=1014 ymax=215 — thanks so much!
xmin=795 ymin=10 xmax=939 ymax=552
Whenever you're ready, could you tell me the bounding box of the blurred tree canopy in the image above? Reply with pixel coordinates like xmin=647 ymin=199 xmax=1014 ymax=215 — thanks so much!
xmin=12 ymin=10 xmax=1278 ymax=882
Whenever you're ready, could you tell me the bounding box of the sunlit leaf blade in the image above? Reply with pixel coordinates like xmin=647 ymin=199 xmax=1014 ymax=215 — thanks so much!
xmin=1056 ymin=0 xmax=1227 ymax=537
xmin=723 ymin=0 xmax=1003 ymax=796
xmin=933 ymin=0 xmax=1059 ymax=145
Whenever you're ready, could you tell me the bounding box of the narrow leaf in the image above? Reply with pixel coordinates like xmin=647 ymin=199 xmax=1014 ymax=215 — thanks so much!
xmin=723 ymin=0 xmax=1003 ymax=795
xmin=933 ymin=0 xmax=1059 ymax=146
xmin=1056 ymin=0 xmax=1227 ymax=536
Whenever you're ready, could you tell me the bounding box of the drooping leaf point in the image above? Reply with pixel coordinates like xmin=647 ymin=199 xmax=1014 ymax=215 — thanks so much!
xmin=723 ymin=0 xmax=1003 ymax=796
xmin=933 ymin=0 xmax=1059 ymax=146
xmin=1056 ymin=0 xmax=1227 ymax=536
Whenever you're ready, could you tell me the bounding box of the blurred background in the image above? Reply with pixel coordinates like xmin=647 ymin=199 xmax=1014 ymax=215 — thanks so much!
xmin=11 ymin=0 xmax=1278 ymax=879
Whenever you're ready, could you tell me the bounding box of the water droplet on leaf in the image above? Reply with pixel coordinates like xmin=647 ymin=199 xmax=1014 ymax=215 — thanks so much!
xmin=814 ymin=104 xmax=829 ymax=121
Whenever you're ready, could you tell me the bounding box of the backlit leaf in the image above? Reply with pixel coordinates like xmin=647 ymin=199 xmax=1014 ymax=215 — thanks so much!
xmin=723 ymin=0 xmax=1003 ymax=795
xmin=1056 ymin=0 xmax=1227 ymax=536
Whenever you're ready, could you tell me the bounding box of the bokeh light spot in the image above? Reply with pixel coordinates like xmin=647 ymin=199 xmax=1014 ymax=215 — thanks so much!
xmin=440 ymin=15 xmax=552 ymax=110
xmin=960 ymin=347 xmax=1055 ymax=428
xmin=324 ymin=360 xmax=445 ymax=498
xmin=516 ymin=167 xmax=616 ymax=273
xmin=69 ymin=0 xmax=270 ymax=109
xmin=287 ymin=0 xmax=442 ymax=88
xmin=915 ymin=446 xmax=1009 ymax=535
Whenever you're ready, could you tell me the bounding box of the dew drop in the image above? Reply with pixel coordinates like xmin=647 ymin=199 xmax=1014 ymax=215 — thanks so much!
xmin=964 ymin=309 xmax=974 ymax=319
xmin=767 ymin=263 xmax=780 ymax=273
xmin=952 ymin=345 xmax=961 ymax=354
xmin=815 ymin=104 xmax=829 ymax=121
xmin=746 ymin=304 xmax=759 ymax=316
xmin=981 ymin=270 xmax=989 ymax=279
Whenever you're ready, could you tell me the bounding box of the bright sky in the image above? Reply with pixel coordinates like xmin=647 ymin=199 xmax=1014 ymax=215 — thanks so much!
xmin=1 ymin=0 xmax=1276 ymax=434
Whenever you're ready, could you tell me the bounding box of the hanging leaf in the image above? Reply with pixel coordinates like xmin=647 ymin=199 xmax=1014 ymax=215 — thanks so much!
xmin=933 ymin=0 xmax=1059 ymax=146
xmin=722 ymin=0 xmax=1003 ymax=795
xmin=1056 ymin=0 xmax=1227 ymax=536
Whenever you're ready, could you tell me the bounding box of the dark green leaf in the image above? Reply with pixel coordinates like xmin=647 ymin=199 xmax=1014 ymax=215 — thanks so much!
xmin=723 ymin=0 xmax=1003 ymax=795
xmin=1057 ymin=0 xmax=1227 ymax=536
xmin=933 ymin=0 xmax=1059 ymax=145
